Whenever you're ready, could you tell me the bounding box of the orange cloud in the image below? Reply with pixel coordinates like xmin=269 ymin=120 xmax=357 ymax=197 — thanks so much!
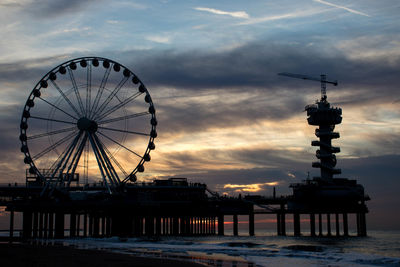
xmin=224 ymin=182 xmax=279 ymax=192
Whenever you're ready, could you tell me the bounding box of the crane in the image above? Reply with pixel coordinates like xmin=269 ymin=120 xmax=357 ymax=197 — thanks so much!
xmin=278 ymin=72 xmax=338 ymax=100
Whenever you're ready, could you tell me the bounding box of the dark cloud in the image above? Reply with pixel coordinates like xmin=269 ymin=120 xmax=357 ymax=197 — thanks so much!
xmin=112 ymin=42 xmax=400 ymax=103
xmin=155 ymin=91 xmax=308 ymax=135
xmin=0 ymin=55 xmax=69 ymax=91
xmin=0 ymin=104 xmax=26 ymax=183
xmin=23 ymin=0 xmax=98 ymax=18
xmin=0 ymin=59 xmax=46 ymax=83
xmin=2 ymin=40 xmax=399 ymax=107
xmin=339 ymin=155 xmax=400 ymax=230
xmin=359 ymin=132 xmax=400 ymax=156
xmin=150 ymin=147 xmax=313 ymax=185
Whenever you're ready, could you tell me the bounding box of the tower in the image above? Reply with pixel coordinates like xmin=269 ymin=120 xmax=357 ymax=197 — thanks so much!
xmin=306 ymin=97 xmax=342 ymax=181
xmin=278 ymin=72 xmax=340 ymax=182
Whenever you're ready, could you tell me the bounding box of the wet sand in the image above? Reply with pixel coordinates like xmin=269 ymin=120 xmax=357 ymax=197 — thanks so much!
xmin=0 ymin=243 xmax=206 ymax=267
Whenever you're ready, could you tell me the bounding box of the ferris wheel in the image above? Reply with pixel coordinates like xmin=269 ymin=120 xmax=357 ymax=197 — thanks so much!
xmin=19 ymin=57 xmax=157 ymax=194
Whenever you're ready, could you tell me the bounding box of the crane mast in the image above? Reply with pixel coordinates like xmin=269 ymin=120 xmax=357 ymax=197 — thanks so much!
xmin=278 ymin=72 xmax=338 ymax=101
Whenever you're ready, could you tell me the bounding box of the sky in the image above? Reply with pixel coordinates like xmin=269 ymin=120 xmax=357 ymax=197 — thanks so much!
xmin=0 ymin=0 xmax=399 ymax=230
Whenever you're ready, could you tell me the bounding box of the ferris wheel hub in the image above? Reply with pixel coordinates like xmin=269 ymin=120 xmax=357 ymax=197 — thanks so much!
xmin=77 ymin=117 xmax=98 ymax=132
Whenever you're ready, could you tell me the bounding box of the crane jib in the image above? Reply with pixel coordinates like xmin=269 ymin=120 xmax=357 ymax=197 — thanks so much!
xmin=277 ymin=72 xmax=338 ymax=100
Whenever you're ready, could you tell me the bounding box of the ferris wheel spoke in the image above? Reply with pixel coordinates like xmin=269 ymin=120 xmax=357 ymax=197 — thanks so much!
xmin=86 ymin=64 xmax=92 ymax=117
xmin=65 ymin=133 xmax=88 ymax=185
xmin=32 ymin=131 xmax=78 ymax=160
xmin=67 ymin=68 xmax=85 ymax=115
xmin=100 ymin=138 xmax=128 ymax=178
xmin=30 ymin=115 xmax=76 ymax=125
xmin=88 ymin=133 xmax=113 ymax=193
xmin=27 ymin=126 xmax=76 ymax=140
xmin=38 ymin=97 xmax=78 ymax=121
xmin=50 ymin=80 xmax=82 ymax=117
xmin=97 ymin=131 xmax=142 ymax=158
xmin=96 ymin=91 xmax=143 ymax=121
xmin=83 ymin=140 xmax=89 ymax=184
xmin=49 ymin=139 xmax=73 ymax=171
xmin=53 ymin=131 xmax=83 ymax=186
xmin=93 ymin=133 xmax=121 ymax=184
xmin=90 ymin=66 xmax=112 ymax=119
xmin=98 ymin=111 xmax=150 ymax=125
xmin=93 ymin=76 xmax=129 ymax=120
xmin=42 ymin=132 xmax=82 ymax=193
xmin=98 ymin=126 xmax=150 ymax=136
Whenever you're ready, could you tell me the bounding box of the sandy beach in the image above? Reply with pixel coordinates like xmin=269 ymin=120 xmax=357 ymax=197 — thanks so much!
xmin=0 ymin=243 xmax=206 ymax=267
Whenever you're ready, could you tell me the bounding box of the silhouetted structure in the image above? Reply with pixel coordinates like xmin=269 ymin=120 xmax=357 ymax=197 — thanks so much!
xmin=279 ymin=73 xmax=369 ymax=236
xmin=0 ymin=66 xmax=369 ymax=240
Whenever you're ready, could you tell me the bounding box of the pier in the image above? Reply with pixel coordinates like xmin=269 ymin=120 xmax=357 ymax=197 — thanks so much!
xmin=1 ymin=177 xmax=368 ymax=239
xmin=0 ymin=59 xmax=369 ymax=240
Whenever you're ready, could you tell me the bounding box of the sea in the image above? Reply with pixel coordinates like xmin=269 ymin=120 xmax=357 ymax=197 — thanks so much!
xmin=49 ymin=230 xmax=400 ymax=267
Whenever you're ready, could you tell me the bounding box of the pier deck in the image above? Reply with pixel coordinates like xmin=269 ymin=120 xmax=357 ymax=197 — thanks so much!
xmin=0 ymin=177 xmax=368 ymax=240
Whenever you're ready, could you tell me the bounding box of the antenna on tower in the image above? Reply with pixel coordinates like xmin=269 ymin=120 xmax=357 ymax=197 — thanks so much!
xmin=278 ymin=72 xmax=338 ymax=100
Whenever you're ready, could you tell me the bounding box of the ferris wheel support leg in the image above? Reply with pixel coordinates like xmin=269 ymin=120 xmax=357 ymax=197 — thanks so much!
xmin=91 ymin=134 xmax=119 ymax=188
xmin=66 ymin=134 xmax=88 ymax=187
xmin=54 ymin=132 xmax=83 ymax=188
xmin=88 ymin=133 xmax=112 ymax=194
xmin=93 ymin=133 xmax=121 ymax=185
xmin=40 ymin=132 xmax=82 ymax=196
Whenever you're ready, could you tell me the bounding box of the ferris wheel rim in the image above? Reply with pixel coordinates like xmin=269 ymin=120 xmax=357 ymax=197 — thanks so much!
xmin=19 ymin=56 xmax=157 ymax=189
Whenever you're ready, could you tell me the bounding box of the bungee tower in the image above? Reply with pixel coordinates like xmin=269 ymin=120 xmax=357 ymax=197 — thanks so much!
xmin=306 ymin=84 xmax=342 ymax=182
xmin=278 ymin=73 xmax=369 ymax=236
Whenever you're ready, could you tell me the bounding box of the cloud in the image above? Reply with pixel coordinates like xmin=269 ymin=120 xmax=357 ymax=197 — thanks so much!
xmin=146 ymin=146 xmax=312 ymax=183
xmin=16 ymin=0 xmax=99 ymax=18
xmin=334 ymin=35 xmax=400 ymax=62
xmin=194 ymin=7 xmax=249 ymax=19
xmin=236 ymin=13 xmax=295 ymax=25
xmin=1 ymin=40 xmax=399 ymax=179
xmin=106 ymin=20 xmax=119 ymax=24
xmin=313 ymin=0 xmax=370 ymax=17
xmin=1 ymin=40 xmax=400 ymax=142
xmin=0 ymin=103 xmax=27 ymax=183
xmin=2 ymin=38 xmax=399 ymax=104
xmin=153 ymin=89 xmax=308 ymax=136
xmin=145 ymin=35 xmax=171 ymax=44
xmin=339 ymin=154 xmax=400 ymax=229
xmin=116 ymin=1 xmax=147 ymax=10
xmin=224 ymin=182 xmax=279 ymax=193
xmin=45 ymin=27 xmax=92 ymax=37
xmin=0 ymin=0 xmax=22 ymax=7
xmin=236 ymin=8 xmax=326 ymax=26
xmin=112 ymin=41 xmax=400 ymax=109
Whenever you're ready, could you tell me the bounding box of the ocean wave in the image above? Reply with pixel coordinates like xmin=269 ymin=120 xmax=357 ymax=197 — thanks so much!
xmin=219 ymin=242 xmax=263 ymax=248
xmin=56 ymin=232 xmax=400 ymax=267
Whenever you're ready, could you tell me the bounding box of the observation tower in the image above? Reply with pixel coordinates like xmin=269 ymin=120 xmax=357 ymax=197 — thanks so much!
xmin=279 ymin=72 xmax=369 ymax=236
xmin=306 ymin=87 xmax=342 ymax=182
xmin=279 ymin=72 xmax=342 ymax=182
